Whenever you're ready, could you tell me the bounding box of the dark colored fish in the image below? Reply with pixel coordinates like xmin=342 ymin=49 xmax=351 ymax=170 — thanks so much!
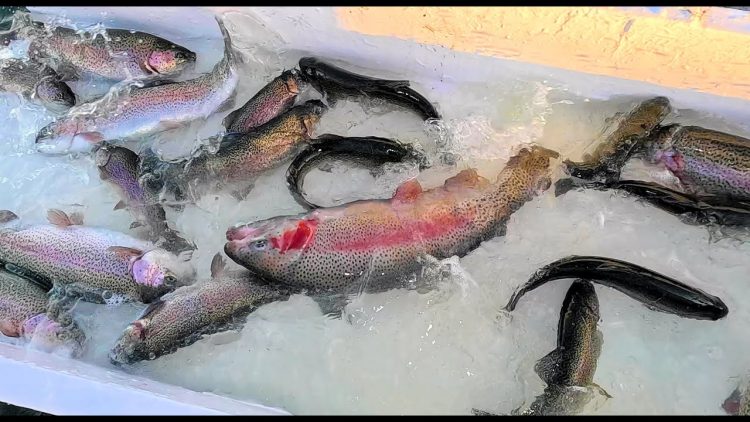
xmin=563 ymin=96 xmax=671 ymax=183
xmin=35 ymin=16 xmax=236 ymax=155
xmin=94 ymin=143 xmax=195 ymax=253
xmin=555 ymin=179 xmax=750 ymax=227
xmin=109 ymin=253 xmax=294 ymax=365
xmin=139 ymin=100 xmax=326 ymax=203
xmin=0 ymin=58 xmax=75 ymax=110
xmin=285 ymin=133 xmax=427 ymax=210
xmin=641 ymin=124 xmax=750 ymax=202
xmin=223 ymin=69 xmax=306 ymax=133
xmin=503 ymin=256 xmax=728 ymax=321
xmin=17 ymin=14 xmax=195 ymax=81
xmin=298 ymin=56 xmax=440 ymax=120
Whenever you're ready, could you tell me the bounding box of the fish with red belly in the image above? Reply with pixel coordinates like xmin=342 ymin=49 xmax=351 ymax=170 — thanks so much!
xmin=224 ymin=146 xmax=559 ymax=296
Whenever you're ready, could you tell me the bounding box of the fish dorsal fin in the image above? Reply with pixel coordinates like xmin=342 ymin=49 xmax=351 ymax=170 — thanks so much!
xmin=114 ymin=200 xmax=127 ymax=211
xmin=47 ymin=209 xmax=81 ymax=227
xmin=97 ymin=166 xmax=110 ymax=181
xmin=210 ymin=253 xmax=226 ymax=278
xmin=534 ymin=348 xmax=563 ymax=385
xmin=443 ymin=168 xmax=487 ymax=190
xmin=392 ymin=179 xmax=423 ymax=202
xmin=69 ymin=212 xmax=84 ymax=226
xmin=0 ymin=210 xmax=18 ymax=224
xmin=108 ymin=246 xmax=145 ymax=261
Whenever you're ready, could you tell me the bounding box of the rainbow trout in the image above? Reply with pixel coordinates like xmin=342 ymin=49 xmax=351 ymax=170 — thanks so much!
xmin=0 ymin=266 xmax=85 ymax=356
xmin=223 ymin=69 xmax=306 ymax=133
xmin=224 ymin=146 xmax=558 ymax=295
xmin=724 ymin=382 xmax=750 ymax=415
xmin=0 ymin=209 xmax=195 ymax=304
xmin=517 ymin=280 xmax=609 ymax=415
xmin=109 ymin=253 xmax=294 ymax=365
xmin=0 ymin=58 xmax=75 ymax=111
xmin=642 ymin=124 xmax=750 ymax=202
xmin=14 ymin=15 xmax=196 ymax=81
xmin=562 ymin=96 xmax=671 ymax=183
xmin=139 ymin=100 xmax=326 ymax=203
xmin=95 ymin=143 xmax=195 ymax=253
xmin=35 ymin=16 xmax=238 ymax=155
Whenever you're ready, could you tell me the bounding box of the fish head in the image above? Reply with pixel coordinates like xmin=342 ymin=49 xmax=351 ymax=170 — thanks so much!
xmin=504 ymin=145 xmax=560 ymax=193
xmin=224 ymin=215 xmax=318 ymax=281
xmin=35 ymin=117 xmax=101 ymax=155
xmin=22 ymin=313 xmax=86 ymax=358
xmin=145 ymin=45 xmax=196 ymax=76
xmin=35 ymin=77 xmax=75 ymax=110
xmin=109 ymin=318 xmax=152 ymax=365
xmin=298 ymin=57 xmax=325 ymax=93
xmin=296 ymin=100 xmax=328 ymax=135
xmin=642 ymin=124 xmax=680 ymax=164
xmin=95 ymin=143 xmax=138 ymax=177
xmin=281 ymin=68 xmax=306 ymax=96
xmin=132 ymin=249 xmax=196 ymax=291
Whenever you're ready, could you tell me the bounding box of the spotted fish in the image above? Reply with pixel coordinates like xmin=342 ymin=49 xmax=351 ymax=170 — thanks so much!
xmin=109 ymin=253 xmax=294 ymax=364
xmin=0 ymin=209 xmax=195 ymax=304
xmin=35 ymin=16 xmax=238 ymax=155
xmin=139 ymin=100 xmax=326 ymax=203
xmin=15 ymin=15 xmax=196 ymax=81
xmin=95 ymin=143 xmax=195 ymax=253
xmin=642 ymin=124 xmax=750 ymax=202
xmin=0 ymin=266 xmax=85 ymax=355
xmin=224 ymin=146 xmax=558 ymax=296
xmin=0 ymin=58 xmax=75 ymax=111
xmin=223 ymin=69 xmax=306 ymax=133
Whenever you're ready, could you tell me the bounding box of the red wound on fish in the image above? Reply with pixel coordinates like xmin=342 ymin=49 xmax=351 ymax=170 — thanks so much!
xmin=393 ymin=179 xmax=423 ymax=202
xmin=270 ymin=219 xmax=317 ymax=253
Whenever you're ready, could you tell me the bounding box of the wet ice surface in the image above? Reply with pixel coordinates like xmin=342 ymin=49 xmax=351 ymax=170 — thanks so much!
xmin=0 ymin=7 xmax=749 ymax=416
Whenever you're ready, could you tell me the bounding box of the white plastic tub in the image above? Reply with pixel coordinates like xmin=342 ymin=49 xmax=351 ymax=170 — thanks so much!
xmin=1 ymin=6 xmax=749 ymax=415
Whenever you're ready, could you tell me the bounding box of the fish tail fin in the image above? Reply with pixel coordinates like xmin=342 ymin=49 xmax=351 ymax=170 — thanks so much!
xmin=213 ymin=14 xmax=235 ymax=72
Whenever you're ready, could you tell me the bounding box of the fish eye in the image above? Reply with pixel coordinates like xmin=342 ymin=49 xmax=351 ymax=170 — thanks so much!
xmin=164 ymin=274 xmax=176 ymax=283
xmin=252 ymin=239 xmax=268 ymax=250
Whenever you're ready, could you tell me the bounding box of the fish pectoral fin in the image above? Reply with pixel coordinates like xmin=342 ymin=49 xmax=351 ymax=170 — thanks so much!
xmin=534 ymin=348 xmax=563 ymax=385
xmin=129 ymin=221 xmax=144 ymax=230
xmin=47 ymin=209 xmax=82 ymax=227
xmin=107 ymin=246 xmax=145 ymax=261
xmin=470 ymin=408 xmax=499 ymax=416
xmin=589 ymin=382 xmax=613 ymax=399
xmin=312 ymin=293 xmax=348 ymax=319
xmin=229 ymin=184 xmax=255 ymax=202
xmin=0 ymin=210 xmax=18 ymax=223
xmin=210 ymin=253 xmax=226 ymax=278
xmin=113 ymin=200 xmax=127 ymax=211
